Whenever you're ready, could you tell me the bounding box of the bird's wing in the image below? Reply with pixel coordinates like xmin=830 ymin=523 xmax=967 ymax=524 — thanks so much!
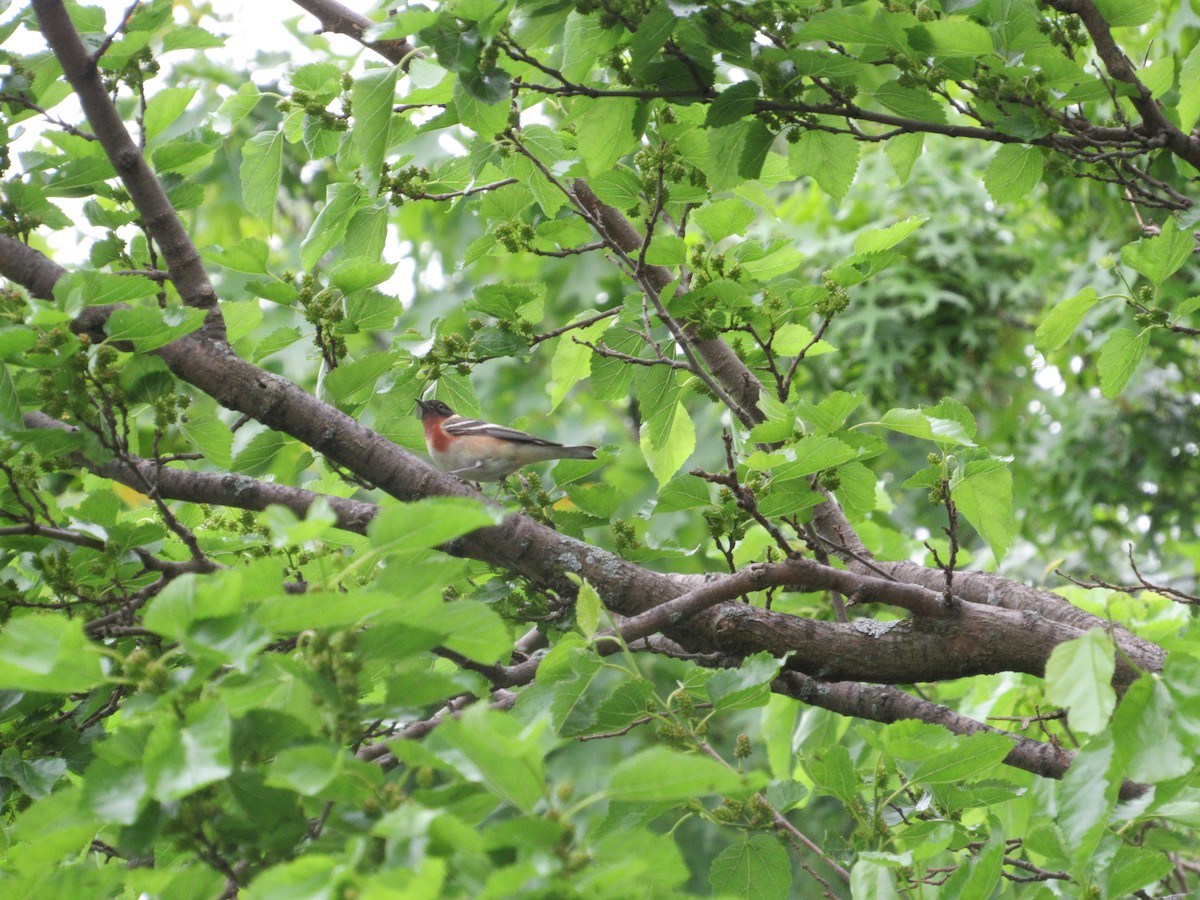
xmin=442 ymin=415 xmax=563 ymax=447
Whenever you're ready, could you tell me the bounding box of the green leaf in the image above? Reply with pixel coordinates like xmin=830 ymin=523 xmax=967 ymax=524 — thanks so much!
xmin=549 ymin=319 xmax=606 ymax=411
xmin=953 ymin=459 xmax=1014 ymax=563
xmin=322 ymin=351 xmax=394 ymax=410
xmin=706 ymin=80 xmax=760 ymax=128
xmin=0 ymin=363 xmax=19 ymax=429
xmin=180 ymin=414 xmax=233 ymax=468
xmin=367 ymin=497 xmax=502 ymax=552
xmin=1035 ymin=287 xmax=1100 ymax=353
xmin=104 ymin=306 xmax=207 ymax=351
xmin=301 ymin=183 xmax=365 ymax=269
xmin=802 ymin=744 xmax=859 ymax=804
xmin=836 ymin=461 xmax=877 ymax=520
xmin=571 ymin=575 xmax=602 ymax=639
xmin=219 ymin=82 xmax=264 ymax=126
xmin=906 ymin=18 xmax=994 ymax=57
xmin=1121 ymin=218 xmax=1194 ymax=285
xmin=240 ymin=130 xmax=283 ymax=227
xmin=874 ymin=408 xmax=976 ymax=446
xmin=1044 ymin=628 xmax=1116 ymax=734
xmin=1097 ymin=328 xmax=1148 ymax=398
xmin=850 ymin=857 xmax=901 ymax=900
xmin=54 ymin=270 xmax=161 ymax=307
xmin=80 ymin=755 xmax=147 ymax=824
xmin=746 ymin=435 xmax=858 ymax=480
xmin=872 ymin=82 xmax=945 ymax=123
xmin=939 ymin=829 xmax=1004 ymax=899
xmin=436 ymin=706 xmax=545 ymax=812
xmin=351 ymin=66 xmax=397 ymax=195
xmin=163 ymin=24 xmax=225 ymax=51
xmin=608 ymin=746 xmax=753 ymax=803
xmin=639 ymin=399 xmax=695 ymax=486
xmin=709 ymin=834 xmax=792 ymax=900
xmin=707 ymin=653 xmax=785 ymax=712
xmin=910 ymin=732 xmax=1013 ymax=784
xmin=203 ymin=236 xmax=270 ymax=275
xmin=983 ymin=144 xmax=1044 ymax=202
xmin=151 ymin=139 xmax=216 ymax=176
xmin=576 ymin=96 xmax=638 ymax=176
xmin=1106 ymin=846 xmax=1176 ymax=898
xmin=854 ymin=216 xmax=928 ymax=255
xmin=144 ymin=700 xmax=233 ymax=801
xmin=1178 ymin=43 xmax=1200 ymax=133
xmin=1057 ymin=735 xmax=1117 ymax=867
xmin=1092 ymin=0 xmax=1155 ymax=27
xmin=328 ymin=259 xmax=397 ymax=294
xmin=885 ymin=132 xmax=923 ymax=183
xmin=467 ymin=282 xmax=546 ymax=322
xmin=143 ymin=87 xmax=195 ymax=140
xmin=788 ymin=130 xmax=859 ymax=202
xmin=1111 ymin=675 xmax=1192 ymax=782
xmin=653 ymin=472 xmax=713 ymax=514
xmin=693 ymin=198 xmax=756 ymax=243
xmin=0 ymin=616 xmax=105 ymax=693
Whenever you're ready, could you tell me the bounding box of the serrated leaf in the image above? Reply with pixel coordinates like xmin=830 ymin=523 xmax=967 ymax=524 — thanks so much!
xmin=983 ymin=144 xmax=1044 ymax=202
xmin=1044 ymin=629 xmax=1116 ymax=734
xmin=203 ymin=236 xmax=270 ymax=275
xmin=302 ymin=183 xmax=364 ymax=269
xmin=1092 ymin=0 xmax=1155 ymax=27
xmin=1179 ymin=43 xmax=1200 ymax=133
xmin=368 ymin=497 xmax=502 ymax=552
xmin=571 ymin=575 xmax=602 ymax=639
xmin=1035 ymin=287 xmax=1100 ymax=353
xmin=910 ymin=732 xmax=1012 ymax=784
xmin=705 ymin=80 xmax=760 ymax=127
xmin=907 ymin=18 xmax=994 ymax=57
xmin=0 ymin=616 xmax=105 ymax=693
xmin=608 ymin=747 xmax=753 ymax=803
xmin=1097 ymin=328 xmax=1148 ymax=398
xmin=1121 ymin=218 xmax=1194 ymax=286
xmin=549 ymin=319 xmax=606 ymax=411
xmin=788 ymin=130 xmax=858 ymax=202
xmin=181 ymin=414 xmax=233 ymax=468
xmin=854 ymin=216 xmax=928 ymax=255
xmin=351 ymin=66 xmax=397 ymax=195
xmin=875 ymin=408 xmax=977 ymax=446
xmin=885 ymin=132 xmax=923 ymax=183
xmin=639 ymin=399 xmax=695 ymax=486
xmin=143 ymin=87 xmax=195 ymax=140
xmin=104 ymin=306 xmax=207 ymax=351
xmin=709 ymin=835 xmax=792 ymax=900
xmin=1111 ymin=675 xmax=1192 ymax=782
xmin=954 ymin=459 xmax=1014 ymax=563
xmin=576 ymin=96 xmax=638 ymax=176
xmin=653 ymin=473 xmax=713 ymax=514
xmin=707 ymin=653 xmax=785 ymax=712
xmin=240 ymin=130 xmax=283 ymax=227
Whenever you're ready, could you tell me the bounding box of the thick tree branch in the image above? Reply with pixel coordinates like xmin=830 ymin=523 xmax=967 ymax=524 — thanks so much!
xmin=773 ymin=672 xmax=1147 ymax=801
xmin=1044 ymin=0 xmax=1200 ymax=172
xmin=32 ymin=0 xmax=220 ymax=312
xmin=290 ymin=0 xmax=420 ymax=67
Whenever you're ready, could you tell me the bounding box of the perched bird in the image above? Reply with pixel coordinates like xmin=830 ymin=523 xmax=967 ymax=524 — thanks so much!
xmin=416 ymin=398 xmax=597 ymax=482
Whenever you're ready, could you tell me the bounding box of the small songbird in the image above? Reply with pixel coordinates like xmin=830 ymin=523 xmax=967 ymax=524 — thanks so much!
xmin=416 ymin=398 xmax=597 ymax=482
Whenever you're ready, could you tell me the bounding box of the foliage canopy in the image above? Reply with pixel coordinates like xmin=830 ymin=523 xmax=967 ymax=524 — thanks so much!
xmin=2 ymin=0 xmax=1200 ymax=897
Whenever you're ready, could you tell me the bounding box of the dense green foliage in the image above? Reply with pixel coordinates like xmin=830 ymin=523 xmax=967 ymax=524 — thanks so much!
xmin=2 ymin=0 xmax=1200 ymax=897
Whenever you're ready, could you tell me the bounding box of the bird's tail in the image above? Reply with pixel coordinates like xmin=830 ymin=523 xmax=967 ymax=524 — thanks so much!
xmin=561 ymin=444 xmax=598 ymax=460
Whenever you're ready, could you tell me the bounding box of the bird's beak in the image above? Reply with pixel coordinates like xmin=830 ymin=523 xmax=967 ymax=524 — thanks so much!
xmin=415 ymin=398 xmax=430 ymax=415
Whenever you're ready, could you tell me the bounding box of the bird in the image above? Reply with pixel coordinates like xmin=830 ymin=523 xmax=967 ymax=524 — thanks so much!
xmin=415 ymin=398 xmax=597 ymax=482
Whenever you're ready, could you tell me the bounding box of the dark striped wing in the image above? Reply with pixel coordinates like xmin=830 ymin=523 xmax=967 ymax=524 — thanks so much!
xmin=441 ymin=415 xmax=564 ymax=447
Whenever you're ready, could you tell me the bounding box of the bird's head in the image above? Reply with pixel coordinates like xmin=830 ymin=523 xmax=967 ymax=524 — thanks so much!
xmin=416 ymin=398 xmax=455 ymax=420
